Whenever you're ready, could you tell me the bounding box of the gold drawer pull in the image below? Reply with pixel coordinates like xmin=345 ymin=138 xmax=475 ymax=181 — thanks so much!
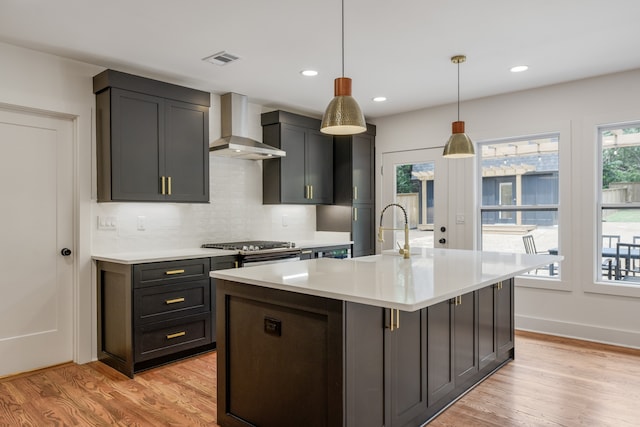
xmin=166 ymin=331 xmax=186 ymax=340
xmin=165 ymin=297 xmax=185 ymax=305
xmin=165 ymin=269 xmax=185 ymax=275
xmin=301 ymin=250 xmax=312 ymax=254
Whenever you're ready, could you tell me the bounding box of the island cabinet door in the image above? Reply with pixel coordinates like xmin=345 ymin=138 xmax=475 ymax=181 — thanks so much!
xmin=452 ymin=292 xmax=480 ymax=388
xmin=384 ymin=308 xmax=428 ymax=427
xmin=496 ymin=279 xmax=515 ymax=358
xmin=478 ymin=285 xmax=498 ymax=370
xmin=426 ymin=299 xmax=455 ymax=406
xmin=344 ymin=303 xmax=385 ymax=427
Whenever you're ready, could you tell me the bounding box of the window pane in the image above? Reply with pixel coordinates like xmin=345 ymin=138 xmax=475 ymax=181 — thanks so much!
xmin=479 ymin=135 xmax=560 ymax=278
xmin=394 ymin=162 xmax=435 ymax=248
xmin=600 ymin=124 xmax=640 ymax=284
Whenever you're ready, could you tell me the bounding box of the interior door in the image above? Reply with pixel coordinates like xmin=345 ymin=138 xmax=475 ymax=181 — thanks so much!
xmin=0 ymin=106 xmax=74 ymax=377
xmin=381 ymin=148 xmax=448 ymax=251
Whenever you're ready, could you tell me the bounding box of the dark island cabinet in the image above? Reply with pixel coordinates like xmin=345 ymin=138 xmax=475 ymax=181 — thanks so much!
xmin=97 ymin=257 xmax=216 ymax=378
xmin=94 ymin=69 xmax=210 ymax=203
xmin=342 ymin=280 xmax=514 ymax=427
xmin=262 ymin=110 xmax=333 ymax=205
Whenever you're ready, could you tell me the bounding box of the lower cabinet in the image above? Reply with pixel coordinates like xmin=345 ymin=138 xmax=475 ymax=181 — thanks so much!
xmin=216 ymin=278 xmax=514 ymax=427
xmin=97 ymin=257 xmax=216 ymax=377
xmin=345 ymin=279 xmax=514 ymax=427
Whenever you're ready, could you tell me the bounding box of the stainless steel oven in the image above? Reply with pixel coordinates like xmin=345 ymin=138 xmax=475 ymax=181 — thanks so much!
xmin=202 ymin=241 xmax=301 ymax=267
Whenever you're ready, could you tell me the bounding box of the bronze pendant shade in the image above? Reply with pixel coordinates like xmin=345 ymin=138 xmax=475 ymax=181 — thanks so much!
xmin=443 ymin=55 xmax=475 ymax=158
xmin=320 ymin=0 xmax=366 ymax=135
xmin=321 ymin=77 xmax=366 ymax=135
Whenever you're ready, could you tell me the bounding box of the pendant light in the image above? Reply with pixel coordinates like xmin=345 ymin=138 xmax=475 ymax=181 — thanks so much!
xmin=320 ymin=0 xmax=366 ymax=135
xmin=443 ymin=55 xmax=475 ymax=158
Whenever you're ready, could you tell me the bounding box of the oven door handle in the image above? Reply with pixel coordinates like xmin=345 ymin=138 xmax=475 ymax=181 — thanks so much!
xmin=241 ymin=250 xmax=301 ymax=265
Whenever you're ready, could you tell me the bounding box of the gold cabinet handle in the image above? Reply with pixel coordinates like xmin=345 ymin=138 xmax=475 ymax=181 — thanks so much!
xmin=234 ymin=261 xmax=239 ymax=268
xmin=310 ymin=185 xmax=313 ymax=200
xmin=388 ymin=308 xmax=401 ymax=331
xmin=165 ymin=297 xmax=185 ymax=305
xmin=301 ymin=250 xmax=312 ymax=254
xmin=354 ymin=186 xmax=358 ymax=200
xmin=167 ymin=176 xmax=172 ymax=195
xmin=165 ymin=269 xmax=185 ymax=275
xmin=166 ymin=331 xmax=186 ymax=340
xmin=353 ymin=207 xmax=358 ymax=222
xmin=161 ymin=176 xmax=166 ymax=195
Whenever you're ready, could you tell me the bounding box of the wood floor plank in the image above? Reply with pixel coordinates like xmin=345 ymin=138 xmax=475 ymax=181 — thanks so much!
xmin=0 ymin=332 xmax=638 ymax=426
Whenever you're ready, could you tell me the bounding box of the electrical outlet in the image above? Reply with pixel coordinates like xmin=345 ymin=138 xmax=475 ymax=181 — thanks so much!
xmin=282 ymin=215 xmax=288 ymax=227
xmin=137 ymin=216 xmax=146 ymax=231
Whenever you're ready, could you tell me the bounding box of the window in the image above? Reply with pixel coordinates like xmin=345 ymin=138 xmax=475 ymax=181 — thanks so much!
xmin=598 ymin=124 xmax=640 ymax=285
xmin=478 ymin=134 xmax=560 ymax=278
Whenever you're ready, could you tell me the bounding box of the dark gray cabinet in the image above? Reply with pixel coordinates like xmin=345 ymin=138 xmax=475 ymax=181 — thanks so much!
xmin=344 ymin=282 xmax=514 ymax=427
xmin=334 ymin=130 xmax=376 ymax=205
xmin=210 ymin=255 xmax=238 ymax=344
xmin=218 ymin=278 xmax=515 ymax=427
xmin=262 ymin=110 xmax=333 ymax=205
xmin=97 ymin=257 xmax=214 ymax=378
xmin=478 ymin=279 xmax=514 ymax=370
xmin=317 ymin=127 xmax=376 ymax=257
xmin=94 ymin=69 xmax=210 ymax=203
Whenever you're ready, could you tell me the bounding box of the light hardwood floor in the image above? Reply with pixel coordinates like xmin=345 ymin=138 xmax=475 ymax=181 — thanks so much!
xmin=0 ymin=331 xmax=638 ymax=426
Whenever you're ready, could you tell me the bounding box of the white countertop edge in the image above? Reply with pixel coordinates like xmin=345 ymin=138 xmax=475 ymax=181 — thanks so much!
xmin=211 ymin=255 xmax=560 ymax=311
xmin=92 ymin=248 xmax=237 ymax=264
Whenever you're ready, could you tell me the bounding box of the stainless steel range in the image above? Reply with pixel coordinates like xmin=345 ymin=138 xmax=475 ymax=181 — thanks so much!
xmin=201 ymin=240 xmax=301 ymax=267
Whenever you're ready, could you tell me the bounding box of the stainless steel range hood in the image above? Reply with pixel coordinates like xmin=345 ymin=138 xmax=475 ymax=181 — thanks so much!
xmin=209 ymin=92 xmax=285 ymax=160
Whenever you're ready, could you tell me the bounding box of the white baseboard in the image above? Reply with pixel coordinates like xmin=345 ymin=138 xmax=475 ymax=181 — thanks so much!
xmin=515 ymin=315 xmax=640 ymax=350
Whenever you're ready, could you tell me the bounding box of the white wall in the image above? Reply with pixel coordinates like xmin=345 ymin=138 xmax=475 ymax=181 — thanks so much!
xmin=373 ymin=69 xmax=640 ymax=348
xmin=0 ymin=42 xmax=326 ymax=365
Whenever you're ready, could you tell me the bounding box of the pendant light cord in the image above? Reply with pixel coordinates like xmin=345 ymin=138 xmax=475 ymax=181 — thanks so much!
xmin=341 ymin=0 xmax=345 ymax=77
xmin=457 ymin=60 xmax=460 ymax=121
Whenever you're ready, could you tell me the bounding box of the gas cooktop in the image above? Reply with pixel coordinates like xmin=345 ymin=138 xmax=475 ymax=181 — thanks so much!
xmin=201 ymin=240 xmax=295 ymax=252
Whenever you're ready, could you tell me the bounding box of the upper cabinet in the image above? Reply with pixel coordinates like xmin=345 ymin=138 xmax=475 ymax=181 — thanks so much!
xmin=262 ymin=110 xmax=333 ymax=205
xmin=333 ymin=128 xmax=376 ymax=205
xmin=317 ymin=125 xmax=376 ymax=257
xmin=94 ymin=70 xmax=210 ymax=203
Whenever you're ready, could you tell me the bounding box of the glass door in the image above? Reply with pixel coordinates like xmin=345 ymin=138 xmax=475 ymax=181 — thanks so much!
xmin=381 ymin=148 xmax=449 ymax=252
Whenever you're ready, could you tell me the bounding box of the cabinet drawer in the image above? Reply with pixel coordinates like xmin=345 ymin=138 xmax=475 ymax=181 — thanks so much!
xmin=135 ymin=313 xmax=211 ymax=362
xmin=134 ymin=279 xmax=210 ymax=325
xmin=133 ymin=258 xmax=210 ymax=288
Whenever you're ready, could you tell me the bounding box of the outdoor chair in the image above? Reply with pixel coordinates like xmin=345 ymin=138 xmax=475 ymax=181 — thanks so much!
xmin=614 ymin=242 xmax=640 ymax=282
xmin=602 ymin=234 xmax=620 ymax=280
xmin=522 ymin=235 xmax=555 ymax=275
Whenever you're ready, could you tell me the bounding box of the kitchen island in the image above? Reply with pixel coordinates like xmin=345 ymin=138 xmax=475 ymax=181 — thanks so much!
xmin=211 ymin=248 xmax=560 ymax=427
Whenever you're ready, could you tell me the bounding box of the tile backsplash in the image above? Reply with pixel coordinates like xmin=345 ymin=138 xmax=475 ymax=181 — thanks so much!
xmin=91 ymin=156 xmax=328 ymax=253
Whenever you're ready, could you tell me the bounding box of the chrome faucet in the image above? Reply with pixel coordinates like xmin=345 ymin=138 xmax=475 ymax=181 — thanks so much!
xmin=378 ymin=203 xmax=410 ymax=259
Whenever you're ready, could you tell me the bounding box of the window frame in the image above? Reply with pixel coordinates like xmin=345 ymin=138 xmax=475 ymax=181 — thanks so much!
xmin=593 ymin=121 xmax=640 ymax=294
xmin=476 ymin=130 xmax=570 ymax=291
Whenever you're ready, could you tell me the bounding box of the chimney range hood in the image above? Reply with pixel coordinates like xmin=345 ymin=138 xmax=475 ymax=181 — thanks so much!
xmin=209 ymin=92 xmax=285 ymax=160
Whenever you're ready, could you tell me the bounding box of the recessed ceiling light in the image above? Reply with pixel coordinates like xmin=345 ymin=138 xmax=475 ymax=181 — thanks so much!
xmin=372 ymin=96 xmax=387 ymax=102
xmin=510 ymin=65 xmax=529 ymax=73
xmin=300 ymin=70 xmax=318 ymax=77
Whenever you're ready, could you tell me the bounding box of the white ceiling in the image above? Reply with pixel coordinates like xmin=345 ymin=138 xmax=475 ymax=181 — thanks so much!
xmin=2 ymin=0 xmax=640 ymax=119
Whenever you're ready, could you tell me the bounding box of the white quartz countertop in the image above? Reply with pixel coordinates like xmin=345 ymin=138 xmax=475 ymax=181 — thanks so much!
xmin=211 ymin=248 xmax=562 ymax=311
xmin=91 ymin=240 xmax=352 ymax=264
xmin=92 ymin=248 xmax=237 ymax=264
